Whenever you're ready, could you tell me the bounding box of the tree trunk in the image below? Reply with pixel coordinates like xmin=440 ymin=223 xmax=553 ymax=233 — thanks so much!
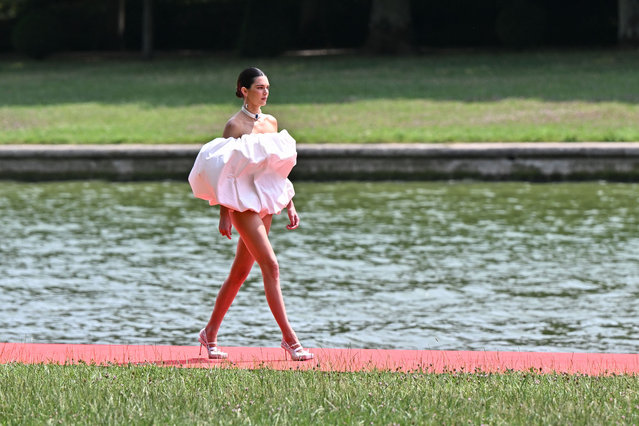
xmin=142 ymin=0 xmax=153 ymax=59
xmin=366 ymin=0 xmax=412 ymax=54
xmin=298 ymin=0 xmax=326 ymax=48
xmin=117 ymin=0 xmax=126 ymax=50
xmin=619 ymin=0 xmax=639 ymax=44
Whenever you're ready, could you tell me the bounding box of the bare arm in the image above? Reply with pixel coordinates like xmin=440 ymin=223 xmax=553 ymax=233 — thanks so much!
xmin=218 ymin=205 xmax=232 ymax=239
xmin=268 ymin=116 xmax=297 ymax=230
xmin=286 ymin=199 xmax=299 ymax=230
xmin=223 ymin=119 xmax=243 ymax=138
xmin=217 ymin=119 xmax=243 ymax=239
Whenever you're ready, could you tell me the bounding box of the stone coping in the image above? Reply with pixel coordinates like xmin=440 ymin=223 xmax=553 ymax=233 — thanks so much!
xmin=2 ymin=143 xmax=639 ymax=181
xmin=3 ymin=142 xmax=639 ymax=156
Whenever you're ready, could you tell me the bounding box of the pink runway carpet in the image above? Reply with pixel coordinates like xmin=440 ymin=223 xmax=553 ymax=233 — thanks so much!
xmin=1 ymin=343 xmax=638 ymax=375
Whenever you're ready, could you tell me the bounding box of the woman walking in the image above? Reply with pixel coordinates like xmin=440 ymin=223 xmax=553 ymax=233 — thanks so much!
xmin=189 ymin=67 xmax=313 ymax=361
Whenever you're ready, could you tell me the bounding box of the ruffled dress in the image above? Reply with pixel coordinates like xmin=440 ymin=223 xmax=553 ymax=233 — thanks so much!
xmin=188 ymin=129 xmax=297 ymax=217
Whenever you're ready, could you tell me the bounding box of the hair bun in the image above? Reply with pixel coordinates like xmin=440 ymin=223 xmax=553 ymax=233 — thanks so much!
xmin=236 ymin=67 xmax=265 ymax=100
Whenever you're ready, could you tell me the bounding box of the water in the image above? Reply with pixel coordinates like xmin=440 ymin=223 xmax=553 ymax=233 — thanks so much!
xmin=1 ymin=181 xmax=638 ymax=353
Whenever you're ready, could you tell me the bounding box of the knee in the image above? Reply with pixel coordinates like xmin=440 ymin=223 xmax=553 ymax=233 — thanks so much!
xmin=259 ymin=258 xmax=280 ymax=281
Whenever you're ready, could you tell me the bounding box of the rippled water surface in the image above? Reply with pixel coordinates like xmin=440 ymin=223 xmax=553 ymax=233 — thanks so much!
xmin=1 ymin=181 xmax=638 ymax=353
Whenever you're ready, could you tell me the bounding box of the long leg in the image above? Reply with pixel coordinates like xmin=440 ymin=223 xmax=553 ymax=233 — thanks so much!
xmin=204 ymin=236 xmax=255 ymax=343
xmin=230 ymin=210 xmax=298 ymax=344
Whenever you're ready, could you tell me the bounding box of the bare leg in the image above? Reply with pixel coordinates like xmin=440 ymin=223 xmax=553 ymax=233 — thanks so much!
xmin=204 ymin=237 xmax=255 ymax=343
xmin=230 ymin=210 xmax=298 ymax=345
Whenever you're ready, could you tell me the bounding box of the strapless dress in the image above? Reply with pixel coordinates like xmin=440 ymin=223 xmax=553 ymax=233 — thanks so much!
xmin=188 ymin=130 xmax=296 ymax=217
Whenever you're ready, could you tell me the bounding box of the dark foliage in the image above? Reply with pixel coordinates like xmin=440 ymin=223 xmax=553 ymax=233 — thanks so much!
xmin=0 ymin=0 xmax=620 ymax=56
xmin=496 ymin=0 xmax=547 ymax=48
xmin=11 ymin=8 xmax=64 ymax=58
xmin=236 ymin=0 xmax=295 ymax=57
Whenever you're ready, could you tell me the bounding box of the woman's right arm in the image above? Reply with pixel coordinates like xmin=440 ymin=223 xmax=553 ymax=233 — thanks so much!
xmin=223 ymin=119 xmax=242 ymax=138
xmin=218 ymin=119 xmax=241 ymax=239
xmin=219 ymin=205 xmax=232 ymax=239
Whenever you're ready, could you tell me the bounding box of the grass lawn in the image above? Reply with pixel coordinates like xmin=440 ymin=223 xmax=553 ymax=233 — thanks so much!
xmin=1 ymin=50 xmax=639 ymax=144
xmin=1 ymin=363 xmax=638 ymax=424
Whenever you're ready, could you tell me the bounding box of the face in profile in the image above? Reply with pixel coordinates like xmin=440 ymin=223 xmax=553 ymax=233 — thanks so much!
xmin=244 ymin=76 xmax=270 ymax=107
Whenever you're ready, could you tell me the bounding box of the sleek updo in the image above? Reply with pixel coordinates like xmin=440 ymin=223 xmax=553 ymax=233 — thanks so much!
xmin=236 ymin=67 xmax=266 ymax=98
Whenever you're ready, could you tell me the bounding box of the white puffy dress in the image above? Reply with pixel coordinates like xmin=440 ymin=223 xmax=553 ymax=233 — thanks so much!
xmin=188 ymin=130 xmax=297 ymax=217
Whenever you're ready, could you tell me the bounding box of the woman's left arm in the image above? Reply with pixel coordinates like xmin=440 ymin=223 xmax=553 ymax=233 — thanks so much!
xmin=286 ymin=200 xmax=300 ymax=230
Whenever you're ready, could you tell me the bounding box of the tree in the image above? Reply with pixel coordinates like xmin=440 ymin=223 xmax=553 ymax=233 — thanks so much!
xmin=0 ymin=0 xmax=23 ymax=20
xmin=366 ymin=0 xmax=412 ymax=54
xmin=237 ymin=0 xmax=293 ymax=57
xmin=496 ymin=0 xmax=546 ymax=49
xmin=142 ymin=0 xmax=152 ymax=58
xmin=619 ymin=0 xmax=639 ymax=44
xmin=117 ymin=0 xmax=125 ymax=50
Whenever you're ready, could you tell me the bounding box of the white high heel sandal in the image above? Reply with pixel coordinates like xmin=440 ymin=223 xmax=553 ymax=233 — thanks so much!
xmin=281 ymin=340 xmax=314 ymax=361
xmin=198 ymin=328 xmax=228 ymax=360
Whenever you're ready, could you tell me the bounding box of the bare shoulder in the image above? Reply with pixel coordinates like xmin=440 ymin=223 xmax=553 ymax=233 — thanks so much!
xmin=223 ymin=114 xmax=244 ymax=138
xmin=263 ymin=114 xmax=278 ymax=132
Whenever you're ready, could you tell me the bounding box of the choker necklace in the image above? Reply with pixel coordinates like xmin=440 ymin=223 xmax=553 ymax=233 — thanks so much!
xmin=241 ymin=104 xmax=262 ymax=121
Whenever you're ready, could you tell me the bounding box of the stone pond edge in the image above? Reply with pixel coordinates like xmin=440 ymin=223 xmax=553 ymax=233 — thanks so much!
xmin=2 ymin=142 xmax=639 ymax=181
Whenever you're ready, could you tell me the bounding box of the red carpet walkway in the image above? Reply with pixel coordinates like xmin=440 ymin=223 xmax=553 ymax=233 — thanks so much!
xmin=1 ymin=343 xmax=638 ymax=375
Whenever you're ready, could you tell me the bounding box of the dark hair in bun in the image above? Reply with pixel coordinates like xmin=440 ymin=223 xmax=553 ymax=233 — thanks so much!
xmin=236 ymin=67 xmax=266 ymax=98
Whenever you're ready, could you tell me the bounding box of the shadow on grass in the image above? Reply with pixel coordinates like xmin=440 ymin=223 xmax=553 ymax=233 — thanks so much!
xmin=1 ymin=49 xmax=639 ymax=107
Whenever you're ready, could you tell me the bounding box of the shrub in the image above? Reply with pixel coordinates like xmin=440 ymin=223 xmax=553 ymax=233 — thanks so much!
xmin=11 ymin=9 xmax=64 ymax=59
xmin=496 ymin=0 xmax=546 ymax=48
xmin=236 ymin=0 xmax=295 ymax=57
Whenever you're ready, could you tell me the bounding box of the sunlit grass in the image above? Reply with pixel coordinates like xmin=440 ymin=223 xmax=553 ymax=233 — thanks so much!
xmin=1 ymin=363 xmax=638 ymax=424
xmin=1 ymin=50 xmax=639 ymax=143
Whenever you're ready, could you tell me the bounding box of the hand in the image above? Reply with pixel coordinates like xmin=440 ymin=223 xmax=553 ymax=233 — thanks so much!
xmin=219 ymin=207 xmax=232 ymax=239
xmin=286 ymin=203 xmax=300 ymax=230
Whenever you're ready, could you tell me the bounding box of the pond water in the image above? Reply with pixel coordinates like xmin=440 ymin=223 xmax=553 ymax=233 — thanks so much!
xmin=1 ymin=181 xmax=638 ymax=353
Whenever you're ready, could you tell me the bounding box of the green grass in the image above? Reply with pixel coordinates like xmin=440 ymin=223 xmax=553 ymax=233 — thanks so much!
xmin=2 ymin=50 xmax=639 ymax=143
xmin=1 ymin=363 xmax=639 ymax=424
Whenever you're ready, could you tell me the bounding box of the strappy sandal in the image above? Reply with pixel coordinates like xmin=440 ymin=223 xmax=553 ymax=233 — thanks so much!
xmin=281 ymin=339 xmax=314 ymax=361
xmin=198 ymin=328 xmax=228 ymax=359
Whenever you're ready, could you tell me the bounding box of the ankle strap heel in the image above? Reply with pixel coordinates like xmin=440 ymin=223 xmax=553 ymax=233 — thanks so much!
xmin=198 ymin=328 xmax=228 ymax=360
xmin=281 ymin=340 xmax=314 ymax=361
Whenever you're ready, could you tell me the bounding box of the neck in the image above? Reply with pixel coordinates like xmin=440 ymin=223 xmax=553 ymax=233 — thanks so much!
xmin=244 ymin=103 xmax=261 ymax=114
xmin=241 ymin=103 xmax=262 ymax=121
